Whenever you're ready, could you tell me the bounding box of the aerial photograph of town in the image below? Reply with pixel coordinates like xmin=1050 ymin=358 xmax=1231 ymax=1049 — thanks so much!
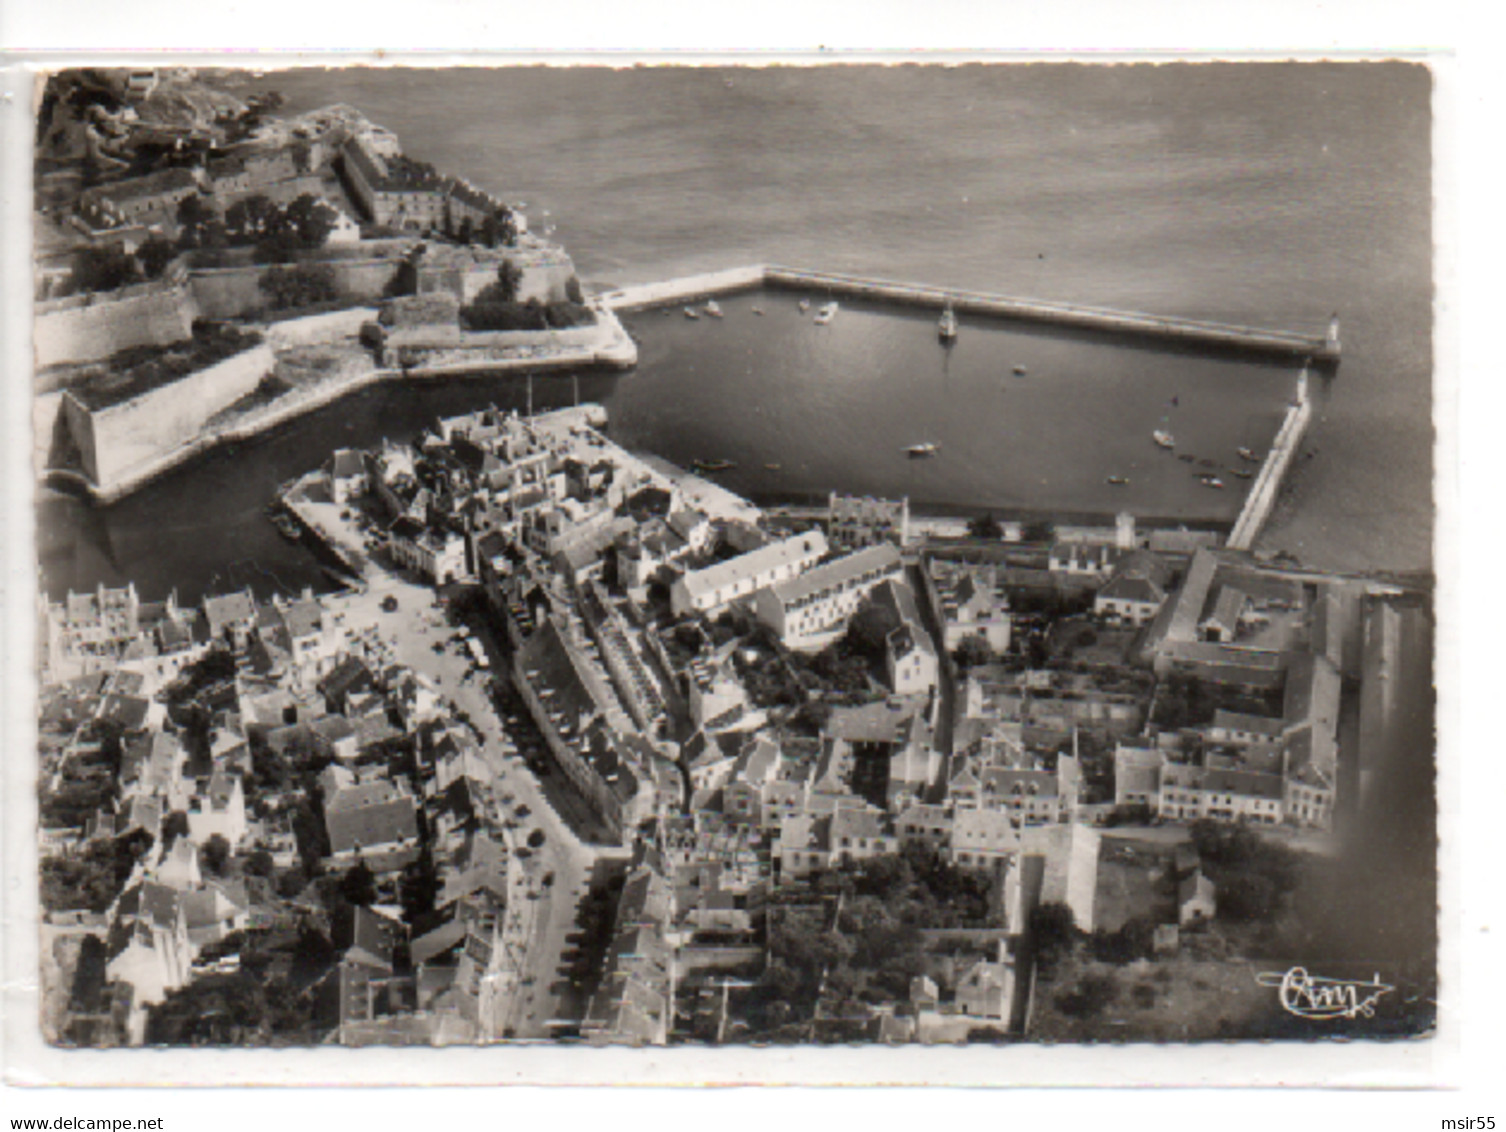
xmin=27 ymin=62 xmax=1437 ymax=1052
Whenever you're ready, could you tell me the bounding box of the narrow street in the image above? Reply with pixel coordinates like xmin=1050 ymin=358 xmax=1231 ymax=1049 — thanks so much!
xmin=308 ymin=495 xmax=605 ymax=1039
xmin=906 ymin=557 xmax=958 ymax=801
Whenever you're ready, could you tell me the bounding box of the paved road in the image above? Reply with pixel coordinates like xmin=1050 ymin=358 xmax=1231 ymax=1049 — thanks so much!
xmin=316 ymin=526 xmax=604 ymax=1038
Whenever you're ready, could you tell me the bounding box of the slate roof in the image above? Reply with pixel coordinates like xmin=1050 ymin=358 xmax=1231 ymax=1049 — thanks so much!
xmin=767 ymin=542 xmax=901 ymax=607
xmin=1212 ymin=709 xmax=1285 ymax=738
xmin=1097 ymin=573 xmax=1167 ymax=606
xmin=327 ymin=779 xmax=405 ymax=814
xmin=347 ymin=906 xmax=404 ymax=971
xmin=824 ymin=696 xmax=926 ymax=745
xmin=677 ymin=531 xmax=829 ymax=604
xmin=326 ymin=797 xmax=419 ymax=854
xmin=282 ymin=599 xmax=323 ymax=641
xmin=319 ymin=655 xmax=376 ymax=704
xmin=204 ymin=590 xmax=257 ymax=633
xmin=830 ymin=807 xmax=889 ymax=843
xmin=97 ymin=694 xmax=150 ymax=731
xmin=411 ymin=917 xmax=468 ymax=967
xmin=331 ymin=449 xmax=366 ymax=479
xmin=139 ymin=881 xmax=183 ymax=931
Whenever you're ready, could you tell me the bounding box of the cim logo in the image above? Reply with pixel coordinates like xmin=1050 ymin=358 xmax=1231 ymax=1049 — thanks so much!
xmin=1254 ymin=967 xmax=1394 ymax=1020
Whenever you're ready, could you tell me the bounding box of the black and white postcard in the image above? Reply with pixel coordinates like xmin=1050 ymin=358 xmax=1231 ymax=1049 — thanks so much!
xmin=2 ymin=29 xmax=1487 ymax=1118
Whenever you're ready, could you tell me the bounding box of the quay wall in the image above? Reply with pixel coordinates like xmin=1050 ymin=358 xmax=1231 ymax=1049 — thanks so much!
xmin=280 ymin=475 xmax=367 ymax=579
xmin=54 ymin=353 xmax=393 ymax=505
xmin=35 ymin=277 xmax=199 ymax=368
xmin=597 ymin=264 xmax=767 ymax=311
xmin=397 ymin=317 xmax=607 ymax=353
xmin=602 ymin=263 xmax=1338 ymax=362
xmin=1227 ymin=370 xmax=1313 ymax=550
xmin=62 ymin=342 xmax=276 ymax=490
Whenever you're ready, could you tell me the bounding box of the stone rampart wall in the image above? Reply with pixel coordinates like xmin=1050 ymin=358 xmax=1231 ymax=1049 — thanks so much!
xmin=67 ymin=343 xmax=275 ymax=487
xmin=189 ymin=259 xmax=402 ymax=319
xmin=34 ymin=282 xmax=199 ymax=368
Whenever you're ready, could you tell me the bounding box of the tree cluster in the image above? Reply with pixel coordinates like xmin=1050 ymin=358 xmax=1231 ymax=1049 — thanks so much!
xmin=1150 ymin=671 xmax=1222 ymax=730
xmin=459 ymin=297 xmax=593 ymax=332
xmin=258 ymin=262 xmax=339 ymax=311
xmin=748 ymin=845 xmax=997 ymax=1032
xmin=1029 ymin=901 xmax=1079 ymax=973
xmin=144 ymin=961 xmax=324 ymax=1045
xmin=1187 ymin=818 xmax=1302 ymax=924
xmin=41 ymin=830 xmax=154 ymax=914
xmin=843 ymin=602 xmax=900 ymax=663
xmin=187 ymin=192 xmax=341 ymax=261
xmin=1054 ymin=971 xmax=1118 ymax=1019
xmin=952 ymin=633 xmax=994 ymax=671
xmin=61 ymin=237 xmax=178 ymax=296
xmin=99 ymin=322 xmax=262 ymax=389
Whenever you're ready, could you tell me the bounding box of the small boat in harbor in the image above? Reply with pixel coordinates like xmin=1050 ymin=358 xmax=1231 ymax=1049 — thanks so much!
xmin=692 ymin=458 xmax=736 ymax=473
xmin=764 ymin=463 xmax=782 ymax=471
xmin=797 ymin=298 xmax=812 ymax=313
xmin=1200 ymin=475 xmax=1226 ymax=489
xmin=1231 ymin=468 xmax=1254 ymax=479
xmin=938 ymin=302 xmax=958 ymax=343
xmin=1237 ymin=447 xmax=1260 ymax=461
xmin=1106 ymin=475 xmax=1130 ymax=486
xmin=904 ymin=443 xmax=940 ymax=459
xmin=814 ymin=301 xmax=839 ymax=325
xmin=1153 ymin=430 xmax=1176 ymax=450
xmin=752 ymin=306 xmax=765 ymax=316
xmin=270 ymin=513 xmax=302 ymax=541
xmin=684 ymin=307 xmax=700 ymax=320
xmin=1013 ymin=364 xmax=1028 ymax=376
xmin=704 ymin=300 xmax=724 ymax=318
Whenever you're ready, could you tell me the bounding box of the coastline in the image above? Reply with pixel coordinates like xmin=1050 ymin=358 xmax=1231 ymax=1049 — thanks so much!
xmin=44 ymin=302 xmax=637 ymax=504
xmin=45 ymin=259 xmax=1317 ymax=555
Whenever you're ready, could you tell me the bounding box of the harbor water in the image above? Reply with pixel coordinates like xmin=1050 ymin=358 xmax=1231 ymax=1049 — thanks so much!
xmin=38 ymin=62 xmax=1433 ymax=602
xmin=30 ymin=61 xmax=1436 ymax=1016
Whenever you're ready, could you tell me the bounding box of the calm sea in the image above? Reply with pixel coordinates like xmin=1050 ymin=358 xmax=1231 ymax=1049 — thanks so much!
xmin=31 ymin=62 xmax=1436 ymax=1010
xmin=37 ymin=62 xmax=1434 ymax=602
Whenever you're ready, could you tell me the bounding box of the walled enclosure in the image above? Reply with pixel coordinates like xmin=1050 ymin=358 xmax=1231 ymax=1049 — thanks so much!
xmin=34 ymin=279 xmax=199 ymax=369
xmin=61 ymin=342 xmax=276 ymax=489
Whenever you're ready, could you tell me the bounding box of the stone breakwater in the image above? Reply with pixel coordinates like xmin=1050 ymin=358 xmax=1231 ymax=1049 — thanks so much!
xmin=1227 ymin=368 xmax=1314 ymax=551
xmin=600 ymin=264 xmax=1340 ymax=362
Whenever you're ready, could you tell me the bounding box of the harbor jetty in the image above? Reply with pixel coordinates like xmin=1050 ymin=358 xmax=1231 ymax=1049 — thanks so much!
xmin=1226 ymin=367 xmax=1314 ymax=551
xmin=600 ymin=263 xmax=1341 ymax=363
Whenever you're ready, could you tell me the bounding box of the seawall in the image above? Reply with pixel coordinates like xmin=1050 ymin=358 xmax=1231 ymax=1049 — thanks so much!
xmin=1227 ymin=369 xmax=1313 ymax=550
xmin=61 ymin=342 xmax=276 ymax=489
xmin=600 ymin=263 xmax=1339 ymax=362
xmin=47 ymin=300 xmax=635 ymax=504
xmin=52 ymin=357 xmax=395 ymax=505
